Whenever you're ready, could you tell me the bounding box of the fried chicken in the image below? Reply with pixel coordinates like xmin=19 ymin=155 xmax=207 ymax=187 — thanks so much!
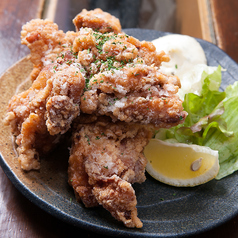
xmin=21 ymin=8 xmax=122 ymax=82
xmin=68 ymin=117 xmax=152 ymax=227
xmin=71 ymin=27 xmax=186 ymax=127
xmin=5 ymin=64 xmax=85 ymax=170
xmin=73 ymin=8 xmax=122 ymax=34
xmin=21 ymin=18 xmax=75 ymax=81
xmin=5 ymin=8 xmax=187 ymax=227
xmin=81 ymin=64 xmax=186 ymax=128
xmin=19 ymin=11 xmax=185 ymax=130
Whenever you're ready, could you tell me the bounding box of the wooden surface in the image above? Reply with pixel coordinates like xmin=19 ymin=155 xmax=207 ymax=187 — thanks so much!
xmin=210 ymin=0 xmax=238 ymax=63
xmin=1 ymin=1 xmax=238 ymax=237
xmin=176 ymin=0 xmax=203 ymax=40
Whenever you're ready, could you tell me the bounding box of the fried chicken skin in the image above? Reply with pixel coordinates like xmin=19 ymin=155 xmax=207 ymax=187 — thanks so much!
xmin=81 ymin=64 xmax=186 ymax=128
xmin=21 ymin=19 xmax=75 ymax=81
xmin=5 ymin=64 xmax=85 ymax=170
xmin=71 ymin=28 xmax=186 ymax=128
xmin=21 ymin=8 xmax=121 ymax=82
xmin=72 ymin=27 xmax=169 ymax=71
xmin=68 ymin=117 xmax=152 ymax=227
xmin=73 ymin=8 xmax=122 ymax=34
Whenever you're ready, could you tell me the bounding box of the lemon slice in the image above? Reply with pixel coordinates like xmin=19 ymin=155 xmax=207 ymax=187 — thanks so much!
xmin=144 ymin=139 xmax=219 ymax=187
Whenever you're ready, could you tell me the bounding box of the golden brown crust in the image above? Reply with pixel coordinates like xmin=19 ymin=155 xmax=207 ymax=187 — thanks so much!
xmin=73 ymin=8 xmax=122 ymax=34
xmin=5 ymin=64 xmax=85 ymax=170
xmin=93 ymin=175 xmax=143 ymax=228
xmin=80 ymin=65 xmax=186 ymax=128
xmin=68 ymin=117 xmax=152 ymax=227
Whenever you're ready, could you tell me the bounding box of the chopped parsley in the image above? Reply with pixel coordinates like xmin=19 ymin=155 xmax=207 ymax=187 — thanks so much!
xmin=85 ymin=135 xmax=90 ymax=145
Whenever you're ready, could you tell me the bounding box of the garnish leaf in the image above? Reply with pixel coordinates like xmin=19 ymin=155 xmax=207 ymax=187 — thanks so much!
xmin=155 ymin=66 xmax=238 ymax=179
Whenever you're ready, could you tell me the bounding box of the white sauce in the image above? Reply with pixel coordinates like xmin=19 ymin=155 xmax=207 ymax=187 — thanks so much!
xmin=152 ymin=34 xmax=217 ymax=99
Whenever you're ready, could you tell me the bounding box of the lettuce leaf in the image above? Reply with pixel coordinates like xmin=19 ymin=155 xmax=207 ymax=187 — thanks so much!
xmin=207 ymin=81 xmax=238 ymax=179
xmin=155 ymin=66 xmax=238 ymax=179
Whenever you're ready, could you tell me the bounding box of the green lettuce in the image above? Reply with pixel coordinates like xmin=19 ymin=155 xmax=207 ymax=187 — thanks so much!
xmin=155 ymin=66 xmax=238 ymax=179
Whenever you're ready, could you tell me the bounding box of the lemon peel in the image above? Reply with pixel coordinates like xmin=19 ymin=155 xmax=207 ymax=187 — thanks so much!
xmin=144 ymin=139 xmax=219 ymax=187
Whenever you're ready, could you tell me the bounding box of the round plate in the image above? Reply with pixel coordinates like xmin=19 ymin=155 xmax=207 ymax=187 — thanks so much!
xmin=0 ymin=29 xmax=238 ymax=238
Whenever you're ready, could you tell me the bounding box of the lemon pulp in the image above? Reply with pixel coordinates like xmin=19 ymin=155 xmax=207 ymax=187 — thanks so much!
xmin=144 ymin=139 xmax=219 ymax=187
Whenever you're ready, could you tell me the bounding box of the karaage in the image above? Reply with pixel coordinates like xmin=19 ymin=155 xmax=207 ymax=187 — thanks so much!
xmin=5 ymin=64 xmax=85 ymax=170
xmin=5 ymin=8 xmax=187 ymax=227
xmin=68 ymin=117 xmax=152 ymax=227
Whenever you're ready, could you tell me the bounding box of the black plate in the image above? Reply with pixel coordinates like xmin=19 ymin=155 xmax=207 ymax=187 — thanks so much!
xmin=0 ymin=29 xmax=238 ymax=238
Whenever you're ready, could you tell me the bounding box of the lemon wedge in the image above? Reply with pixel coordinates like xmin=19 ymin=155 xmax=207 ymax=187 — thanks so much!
xmin=144 ymin=139 xmax=219 ymax=187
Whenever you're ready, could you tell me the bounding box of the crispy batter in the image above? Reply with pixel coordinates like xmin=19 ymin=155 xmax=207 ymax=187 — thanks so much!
xmin=71 ymin=27 xmax=186 ymax=127
xmin=68 ymin=117 xmax=152 ymax=227
xmin=72 ymin=27 xmax=169 ymax=71
xmin=93 ymin=175 xmax=142 ymax=228
xmin=73 ymin=8 xmax=122 ymax=34
xmin=5 ymin=64 xmax=85 ymax=170
xmin=21 ymin=19 xmax=67 ymax=81
xmin=81 ymin=64 xmax=186 ymax=128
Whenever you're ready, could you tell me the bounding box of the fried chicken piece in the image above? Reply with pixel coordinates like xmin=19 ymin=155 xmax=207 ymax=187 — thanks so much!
xmin=73 ymin=8 xmax=121 ymax=34
xmin=5 ymin=64 xmax=85 ymax=170
xmin=72 ymin=28 xmax=169 ymax=71
xmin=93 ymin=175 xmax=142 ymax=228
xmin=21 ymin=8 xmax=122 ymax=81
xmin=80 ymin=64 xmax=186 ymax=128
xmin=70 ymin=28 xmax=186 ymax=128
xmin=21 ymin=19 xmax=74 ymax=81
xmin=68 ymin=117 xmax=152 ymax=227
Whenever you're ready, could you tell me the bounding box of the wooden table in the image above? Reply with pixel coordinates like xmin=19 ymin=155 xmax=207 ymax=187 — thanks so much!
xmin=1 ymin=0 xmax=238 ymax=237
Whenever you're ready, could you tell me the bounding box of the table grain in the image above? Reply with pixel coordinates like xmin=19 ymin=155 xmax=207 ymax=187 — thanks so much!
xmin=1 ymin=1 xmax=238 ymax=237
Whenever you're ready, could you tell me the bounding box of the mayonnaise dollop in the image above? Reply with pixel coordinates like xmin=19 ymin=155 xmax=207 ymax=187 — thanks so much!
xmin=152 ymin=34 xmax=217 ymax=99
